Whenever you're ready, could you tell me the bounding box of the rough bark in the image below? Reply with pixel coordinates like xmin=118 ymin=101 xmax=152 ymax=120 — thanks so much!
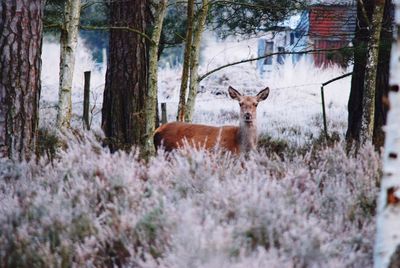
xmin=101 ymin=0 xmax=151 ymax=152
xmin=0 ymin=0 xmax=44 ymax=160
xmin=359 ymin=0 xmax=386 ymax=144
xmin=176 ymin=0 xmax=194 ymax=121
xmin=184 ymin=0 xmax=209 ymax=123
xmin=56 ymin=0 xmax=81 ymax=128
xmin=374 ymin=1 xmax=400 ymax=265
xmin=347 ymin=0 xmax=392 ymax=150
xmin=144 ymin=0 xmax=168 ymax=156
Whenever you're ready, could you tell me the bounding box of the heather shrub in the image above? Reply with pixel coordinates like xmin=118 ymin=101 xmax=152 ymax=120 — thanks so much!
xmin=0 ymin=131 xmax=380 ymax=267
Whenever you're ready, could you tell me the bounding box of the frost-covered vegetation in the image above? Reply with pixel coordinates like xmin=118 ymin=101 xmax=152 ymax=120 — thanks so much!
xmin=0 ymin=131 xmax=380 ymax=267
xmin=0 ymin=36 xmax=381 ymax=267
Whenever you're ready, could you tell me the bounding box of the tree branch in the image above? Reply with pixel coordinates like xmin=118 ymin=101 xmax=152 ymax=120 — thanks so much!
xmin=198 ymin=47 xmax=351 ymax=81
xmin=79 ymin=25 xmax=154 ymax=44
xmin=357 ymin=0 xmax=371 ymax=27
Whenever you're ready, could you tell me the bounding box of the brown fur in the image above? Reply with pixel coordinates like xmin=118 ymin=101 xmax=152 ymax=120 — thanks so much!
xmin=154 ymin=122 xmax=240 ymax=153
xmin=154 ymin=86 xmax=270 ymax=154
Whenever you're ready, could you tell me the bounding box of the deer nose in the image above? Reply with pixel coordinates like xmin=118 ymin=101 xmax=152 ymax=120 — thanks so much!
xmin=244 ymin=112 xmax=252 ymax=121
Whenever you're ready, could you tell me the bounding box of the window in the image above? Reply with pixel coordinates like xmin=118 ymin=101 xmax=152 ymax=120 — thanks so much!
xmin=277 ymin=47 xmax=285 ymax=64
xmin=264 ymin=41 xmax=273 ymax=65
xmin=290 ymin=32 xmax=295 ymax=45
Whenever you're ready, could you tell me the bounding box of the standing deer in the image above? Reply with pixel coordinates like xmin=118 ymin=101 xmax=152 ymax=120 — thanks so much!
xmin=154 ymin=86 xmax=270 ymax=154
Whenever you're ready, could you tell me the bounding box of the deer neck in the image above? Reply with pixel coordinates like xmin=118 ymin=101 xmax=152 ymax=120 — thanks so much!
xmin=238 ymin=121 xmax=258 ymax=152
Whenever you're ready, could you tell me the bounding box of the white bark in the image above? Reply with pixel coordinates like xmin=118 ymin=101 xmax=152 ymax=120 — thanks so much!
xmin=177 ymin=0 xmax=194 ymax=121
xmin=374 ymin=1 xmax=400 ymax=267
xmin=184 ymin=0 xmax=209 ymax=123
xmin=56 ymin=0 xmax=81 ymax=128
xmin=144 ymin=0 xmax=168 ymax=156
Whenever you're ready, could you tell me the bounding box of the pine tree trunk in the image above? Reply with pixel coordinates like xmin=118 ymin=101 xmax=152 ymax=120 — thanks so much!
xmin=101 ymin=0 xmax=151 ymax=152
xmin=144 ymin=0 xmax=167 ymax=156
xmin=184 ymin=0 xmax=209 ymax=123
xmin=176 ymin=0 xmax=194 ymax=121
xmin=359 ymin=0 xmax=386 ymax=144
xmin=0 ymin=0 xmax=44 ymax=160
xmin=374 ymin=1 xmax=400 ymax=265
xmin=56 ymin=0 xmax=81 ymax=128
xmin=346 ymin=0 xmax=392 ymax=150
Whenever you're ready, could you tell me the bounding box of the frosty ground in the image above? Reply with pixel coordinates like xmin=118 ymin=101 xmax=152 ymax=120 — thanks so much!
xmin=0 ymin=36 xmax=381 ymax=267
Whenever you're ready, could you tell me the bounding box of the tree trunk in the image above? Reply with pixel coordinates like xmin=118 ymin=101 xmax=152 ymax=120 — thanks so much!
xmin=373 ymin=0 xmax=392 ymax=147
xmin=359 ymin=0 xmax=386 ymax=144
xmin=56 ymin=0 xmax=81 ymax=128
xmin=101 ymin=0 xmax=151 ymax=152
xmin=0 ymin=0 xmax=44 ymax=161
xmin=184 ymin=0 xmax=209 ymax=123
xmin=347 ymin=0 xmax=392 ymax=150
xmin=144 ymin=0 xmax=168 ymax=156
xmin=176 ymin=0 xmax=194 ymax=121
xmin=374 ymin=1 xmax=400 ymax=265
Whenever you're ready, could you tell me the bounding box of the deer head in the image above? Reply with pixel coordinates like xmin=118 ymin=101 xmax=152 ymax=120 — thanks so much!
xmin=228 ymin=86 xmax=270 ymax=125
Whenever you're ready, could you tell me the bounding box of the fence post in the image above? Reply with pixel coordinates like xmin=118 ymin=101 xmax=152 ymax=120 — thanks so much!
xmin=320 ymin=85 xmax=328 ymax=140
xmin=83 ymin=71 xmax=91 ymax=130
xmin=161 ymin=103 xmax=167 ymax=124
xmin=320 ymin=72 xmax=352 ymax=140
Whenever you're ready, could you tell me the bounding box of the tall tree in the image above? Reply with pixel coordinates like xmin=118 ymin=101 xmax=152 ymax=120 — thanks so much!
xmin=144 ymin=0 xmax=168 ymax=156
xmin=176 ymin=0 xmax=195 ymax=122
xmin=347 ymin=0 xmax=393 ymax=149
xmin=0 ymin=0 xmax=44 ymax=160
xmin=359 ymin=0 xmax=386 ymax=144
xmin=184 ymin=0 xmax=209 ymax=122
xmin=56 ymin=0 xmax=82 ymax=128
xmin=374 ymin=0 xmax=400 ymax=265
xmin=101 ymin=0 xmax=151 ymax=151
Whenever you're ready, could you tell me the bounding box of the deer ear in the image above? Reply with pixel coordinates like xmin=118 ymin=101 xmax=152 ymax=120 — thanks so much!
xmin=228 ymin=86 xmax=242 ymax=100
xmin=256 ymin=87 xmax=270 ymax=102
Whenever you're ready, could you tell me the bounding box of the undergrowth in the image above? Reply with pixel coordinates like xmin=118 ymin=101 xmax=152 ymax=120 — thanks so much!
xmin=0 ymin=130 xmax=381 ymax=267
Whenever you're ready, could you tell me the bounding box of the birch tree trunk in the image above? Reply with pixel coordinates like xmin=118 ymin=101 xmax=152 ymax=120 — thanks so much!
xmin=359 ymin=0 xmax=386 ymax=144
xmin=56 ymin=0 xmax=81 ymax=128
xmin=144 ymin=0 xmax=168 ymax=156
xmin=184 ymin=0 xmax=209 ymax=123
xmin=374 ymin=0 xmax=400 ymax=267
xmin=0 ymin=0 xmax=44 ymax=160
xmin=176 ymin=0 xmax=194 ymax=121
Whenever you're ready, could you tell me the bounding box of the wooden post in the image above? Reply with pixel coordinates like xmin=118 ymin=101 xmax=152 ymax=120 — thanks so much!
xmin=320 ymin=85 xmax=329 ymax=140
xmin=83 ymin=71 xmax=91 ymax=130
xmin=320 ymin=72 xmax=352 ymax=140
xmin=161 ymin=103 xmax=167 ymax=124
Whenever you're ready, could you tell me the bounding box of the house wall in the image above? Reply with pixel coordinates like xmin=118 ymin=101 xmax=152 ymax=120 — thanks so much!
xmin=257 ymin=29 xmax=294 ymax=75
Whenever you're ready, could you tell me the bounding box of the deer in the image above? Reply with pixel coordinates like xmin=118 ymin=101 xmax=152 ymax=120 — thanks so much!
xmin=153 ymin=86 xmax=270 ymax=154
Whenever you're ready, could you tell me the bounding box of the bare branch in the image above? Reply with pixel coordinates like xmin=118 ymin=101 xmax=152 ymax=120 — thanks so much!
xmin=198 ymin=47 xmax=351 ymax=81
xmin=79 ymin=25 xmax=154 ymax=44
xmin=357 ymin=0 xmax=371 ymax=27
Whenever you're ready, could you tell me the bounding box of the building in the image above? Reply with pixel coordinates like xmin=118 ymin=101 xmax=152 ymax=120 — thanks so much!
xmin=258 ymin=3 xmax=357 ymax=75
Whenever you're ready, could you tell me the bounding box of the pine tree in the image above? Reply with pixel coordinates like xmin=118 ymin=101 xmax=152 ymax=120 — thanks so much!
xmin=0 ymin=0 xmax=44 ymax=160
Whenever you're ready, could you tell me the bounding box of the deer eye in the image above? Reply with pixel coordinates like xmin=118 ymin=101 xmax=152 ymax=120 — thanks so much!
xmin=239 ymin=102 xmax=243 ymax=106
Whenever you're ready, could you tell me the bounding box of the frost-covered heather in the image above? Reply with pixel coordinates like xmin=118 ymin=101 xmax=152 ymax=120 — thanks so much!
xmin=24 ymin=34 xmax=376 ymax=267
xmin=0 ymin=132 xmax=380 ymax=267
